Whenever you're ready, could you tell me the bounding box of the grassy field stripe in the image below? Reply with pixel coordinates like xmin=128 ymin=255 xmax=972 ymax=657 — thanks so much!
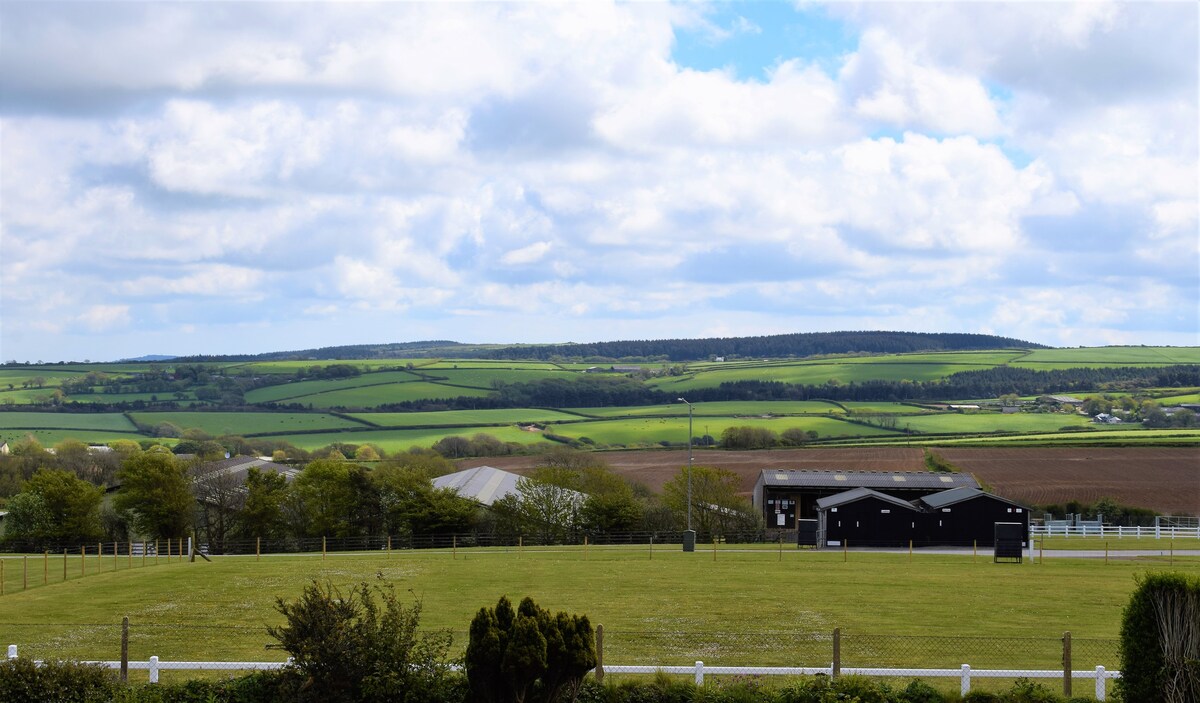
xmin=258 ymin=378 xmax=431 ymax=403
xmin=328 ymin=412 xmax=381 ymax=428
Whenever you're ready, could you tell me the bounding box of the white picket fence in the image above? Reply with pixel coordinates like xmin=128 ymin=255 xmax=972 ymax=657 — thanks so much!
xmin=1031 ymin=524 xmax=1200 ymax=539
xmin=6 ymin=645 xmax=1122 ymax=700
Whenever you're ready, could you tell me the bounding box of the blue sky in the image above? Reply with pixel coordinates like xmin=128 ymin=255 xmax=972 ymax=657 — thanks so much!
xmin=0 ymin=1 xmax=1197 ymax=362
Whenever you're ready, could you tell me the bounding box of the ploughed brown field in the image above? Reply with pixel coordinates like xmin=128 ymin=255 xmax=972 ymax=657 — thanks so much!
xmin=461 ymin=446 xmax=1200 ymax=515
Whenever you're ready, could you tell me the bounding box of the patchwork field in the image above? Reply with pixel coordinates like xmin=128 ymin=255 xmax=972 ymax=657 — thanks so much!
xmin=129 ymin=412 xmax=371 ymax=436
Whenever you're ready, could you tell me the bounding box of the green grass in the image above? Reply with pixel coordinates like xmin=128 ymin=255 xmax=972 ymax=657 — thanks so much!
xmin=0 ymin=547 xmax=1194 ymax=668
xmin=414 ymin=367 xmax=571 ymax=388
xmin=572 ymin=401 xmax=846 ymax=418
xmin=254 ymin=426 xmax=546 ymax=452
xmin=899 ymin=412 xmax=1094 ymax=434
xmin=927 ymin=429 xmax=1200 ymax=445
xmin=0 ymin=429 xmax=145 ymax=446
xmin=647 ymin=361 xmax=1000 ymax=392
xmin=545 ymin=416 xmax=895 ymax=446
xmin=1037 ymin=536 xmax=1200 ymax=550
xmin=348 ymin=409 xmax=584 ymax=427
xmin=243 ymin=371 xmax=426 ymax=403
xmin=1015 ymin=347 xmax=1200 ymax=364
xmin=129 ymin=412 xmax=371 ymax=436
xmin=284 ymin=382 xmax=494 ymax=408
xmin=0 ymin=412 xmax=138 ymax=432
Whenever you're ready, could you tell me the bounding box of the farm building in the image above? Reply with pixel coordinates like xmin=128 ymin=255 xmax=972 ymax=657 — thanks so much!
xmin=433 ymin=465 xmax=523 ymax=506
xmin=815 ymin=487 xmax=923 ymax=548
xmin=753 ymin=469 xmax=979 ymax=528
xmin=915 ymin=487 xmax=1030 ymax=547
xmin=813 ymin=485 xmax=1031 ymax=549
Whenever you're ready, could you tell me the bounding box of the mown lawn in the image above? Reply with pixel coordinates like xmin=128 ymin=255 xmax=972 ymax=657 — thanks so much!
xmin=0 ymin=547 xmax=1194 ymax=670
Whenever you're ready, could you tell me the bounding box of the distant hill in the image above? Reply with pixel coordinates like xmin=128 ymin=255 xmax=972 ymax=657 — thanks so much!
xmin=170 ymin=331 xmax=1045 ymax=363
xmin=119 ymin=354 xmax=178 ymax=362
xmin=172 ymin=340 xmax=471 ymax=362
xmin=479 ymin=331 xmax=1046 ymax=362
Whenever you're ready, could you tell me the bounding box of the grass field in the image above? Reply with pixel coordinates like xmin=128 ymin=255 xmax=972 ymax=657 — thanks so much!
xmin=348 ymin=409 xmax=585 ymax=427
xmin=1014 ymin=347 xmax=1200 ymax=364
xmin=573 ymin=401 xmax=847 ymax=418
xmin=0 ymin=412 xmax=138 ymax=432
xmin=899 ymin=413 xmax=1094 ymax=434
xmin=129 ymin=412 xmax=371 ymax=436
xmin=254 ymin=426 xmax=548 ymax=452
xmin=242 ymin=371 xmax=427 ymax=403
xmin=0 ymin=546 xmax=1195 ymax=672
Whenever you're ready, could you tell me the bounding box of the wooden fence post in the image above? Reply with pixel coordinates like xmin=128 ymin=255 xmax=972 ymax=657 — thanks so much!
xmin=81 ymin=546 xmax=86 ymax=576
xmin=594 ymin=624 xmax=604 ymax=683
xmin=120 ymin=616 xmax=129 ymax=683
xmin=832 ymin=627 xmax=841 ymax=679
xmin=322 ymin=536 xmax=327 ymax=560
xmin=63 ymin=550 xmax=67 ymax=582
xmin=1062 ymin=631 xmax=1072 ymax=697
xmin=256 ymin=537 xmax=260 ymax=562
xmin=43 ymin=551 xmax=48 ymax=585
xmin=22 ymin=556 xmax=27 ymax=591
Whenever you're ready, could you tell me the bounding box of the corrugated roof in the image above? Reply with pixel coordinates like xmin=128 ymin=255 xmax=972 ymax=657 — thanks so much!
xmin=816 ymin=487 xmax=921 ymax=511
xmin=195 ymin=456 xmax=300 ymax=483
xmin=919 ymin=487 xmax=1028 ymax=510
xmin=433 ymin=466 xmax=523 ymax=506
xmin=761 ymin=470 xmax=978 ymax=490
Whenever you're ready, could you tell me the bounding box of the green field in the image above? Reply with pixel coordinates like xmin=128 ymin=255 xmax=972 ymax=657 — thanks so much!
xmin=243 ymin=371 xmax=427 ymax=403
xmin=899 ymin=412 xmax=1094 ymax=434
xmin=573 ymin=401 xmax=846 ymax=418
xmin=0 ymin=547 xmax=1194 ymax=670
xmin=0 ymin=412 xmax=138 ymax=432
xmin=541 ymin=416 xmax=894 ymax=446
xmin=349 ymin=409 xmax=584 ymax=427
xmin=130 ymin=412 xmax=371 ymax=436
xmin=254 ymin=426 xmax=545 ymax=453
xmin=648 ymin=361 xmax=1005 ymax=392
xmin=284 ymin=382 xmax=495 ymax=408
xmin=1015 ymin=347 xmax=1200 ymax=364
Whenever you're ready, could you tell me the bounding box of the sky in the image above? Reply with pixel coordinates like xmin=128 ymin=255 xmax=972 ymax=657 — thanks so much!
xmin=1 ymin=1 xmax=1197 ymax=363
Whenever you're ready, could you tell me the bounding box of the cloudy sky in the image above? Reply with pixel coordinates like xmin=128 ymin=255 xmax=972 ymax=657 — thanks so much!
xmin=1 ymin=1 xmax=1196 ymax=362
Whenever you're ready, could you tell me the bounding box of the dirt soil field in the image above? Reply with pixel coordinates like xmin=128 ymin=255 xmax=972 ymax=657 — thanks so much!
xmin=460 ymin=446 xmax=1199 ymax=515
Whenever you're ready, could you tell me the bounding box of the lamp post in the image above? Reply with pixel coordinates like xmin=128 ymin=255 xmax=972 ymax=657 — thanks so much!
xmin=678 ymin=397 xmax=693 ymax=533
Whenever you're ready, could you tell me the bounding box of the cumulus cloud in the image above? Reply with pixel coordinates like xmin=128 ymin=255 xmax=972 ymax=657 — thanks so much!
xmin=0 ymin=2 xmax=1194 ymax=360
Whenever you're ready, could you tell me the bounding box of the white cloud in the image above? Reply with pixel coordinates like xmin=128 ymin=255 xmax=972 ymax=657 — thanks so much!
xmin=839 ymin=28 xmax=1002 ymax=135
xmin=0 ymin=2 xmax=1194 ymax=361
xmin=500 ymin=241 xmax=553 ymax=266
xmin=78 ymin=305 xmax=131 ymax=332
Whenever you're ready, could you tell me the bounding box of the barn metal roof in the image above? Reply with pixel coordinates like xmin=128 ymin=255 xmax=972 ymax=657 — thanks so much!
xmin=919 ymin=486 xmax=1028 ymax=510
xmin=433 ymin=465 xmax=521 ymax=506
xmin=760 ymin=469 xmax=978 ymax=491
xmin=816 ymin=487 xmax=922 ymax=511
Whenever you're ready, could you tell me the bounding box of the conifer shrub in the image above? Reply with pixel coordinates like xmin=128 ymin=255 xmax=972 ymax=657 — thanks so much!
xmin=466 ymin=595 xmax=597 ymax=703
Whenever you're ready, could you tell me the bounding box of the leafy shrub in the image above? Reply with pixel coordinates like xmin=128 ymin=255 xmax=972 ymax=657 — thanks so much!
xmin=896 ymin=679 xmax=944 ymax=703
xmin=0 ymin=657 xmax=117 ymax=703
xmin=267 ymin=579 xmax=458 ymax=703
xmin=1118 ymin=571 xmax=1200 ymax=703
xmin=1002 ymin=678 xmax=1060 ymax=702
xmin=466 ymin=595 xmax=597 ymax=703
xmin=961 ymin=693 xmax=1001 ymax=703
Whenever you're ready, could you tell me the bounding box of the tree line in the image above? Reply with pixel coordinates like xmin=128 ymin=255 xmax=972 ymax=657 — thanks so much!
xmin=0 ymin=441 xmax=761 ymax=553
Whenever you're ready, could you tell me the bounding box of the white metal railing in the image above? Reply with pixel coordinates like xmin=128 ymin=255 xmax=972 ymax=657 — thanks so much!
xmin=7 ymin=645 xmax=1122 ymax=700
xmin=1030 ymin=524 xmax=1200 ymax=539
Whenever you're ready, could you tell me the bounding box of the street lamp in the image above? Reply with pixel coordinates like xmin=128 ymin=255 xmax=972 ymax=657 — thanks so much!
xmin=677 ymin=397 xmax=693 ymax=532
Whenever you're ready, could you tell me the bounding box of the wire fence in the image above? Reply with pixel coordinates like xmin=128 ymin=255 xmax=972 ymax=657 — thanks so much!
xmin=0 ymin=621 xmax=1120 ymax=675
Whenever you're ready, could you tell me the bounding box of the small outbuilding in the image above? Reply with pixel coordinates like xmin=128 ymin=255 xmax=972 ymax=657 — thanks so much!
xmin=815 ymin=487 xmax=923 ymax=548
xmin=915 ymin=487 xmax=1029 ymax=547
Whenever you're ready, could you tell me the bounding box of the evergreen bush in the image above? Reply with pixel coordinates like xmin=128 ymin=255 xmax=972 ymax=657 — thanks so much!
xmin=466 ymin=595 xmax=597 ymax=703
xmin=1118 ymin=571 xmax=1200 ymax=703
